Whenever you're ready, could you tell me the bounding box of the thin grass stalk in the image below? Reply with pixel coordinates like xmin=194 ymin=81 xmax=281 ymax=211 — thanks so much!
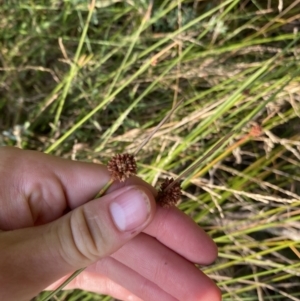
xmin=53 ymin=0 xmax=96 ymax=131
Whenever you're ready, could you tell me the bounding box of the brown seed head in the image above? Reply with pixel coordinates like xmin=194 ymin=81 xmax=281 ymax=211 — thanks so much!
xmin=156 ymin=177 xmax=182 ymax=208
xmin=107 ymin=153 xmax=137 ymax=182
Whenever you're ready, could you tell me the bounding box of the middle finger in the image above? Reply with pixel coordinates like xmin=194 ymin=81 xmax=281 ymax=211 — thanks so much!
xmin=111 ymin=233 xmax=220 ymax=301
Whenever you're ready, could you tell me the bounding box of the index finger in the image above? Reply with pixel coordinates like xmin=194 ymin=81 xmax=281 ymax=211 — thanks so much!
xmin=144 ymin=206 xmax=218 ymax=265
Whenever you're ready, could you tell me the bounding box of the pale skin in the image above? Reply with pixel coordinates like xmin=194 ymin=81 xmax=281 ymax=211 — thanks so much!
xmin=0 ymin=147 xmax=221 ymax=301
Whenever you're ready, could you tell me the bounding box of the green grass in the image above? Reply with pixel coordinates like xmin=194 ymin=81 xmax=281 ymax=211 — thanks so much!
xmin=1 ymin=0 xmax=300 ymax=300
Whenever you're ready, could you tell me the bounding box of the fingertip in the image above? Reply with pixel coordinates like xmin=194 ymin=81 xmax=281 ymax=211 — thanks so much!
xmin=129 ymin=184 xmax=157 ymax=223
xmin=192 ymin=270 xmax=221 ymax=301
xmin=203 ymin=239 xmax=218 ymax=265
xmin=200 ymin=283 xmax=222 ymax=301
xmin=108 ymin=185 xmax=156 ymax=232
xmin=144 ymin=206 xmax=218 ymax=265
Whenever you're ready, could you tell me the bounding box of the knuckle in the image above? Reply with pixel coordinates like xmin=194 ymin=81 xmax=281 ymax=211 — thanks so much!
xmin=57 ymin=209 xmax=102 ymax=267
xmin=81 ymin=206 xmax=111 ymax=256
xmin=69 ymin=208 xmax=101 ymax=262
xmin=56 ymin=206 xmax=111 ymax=268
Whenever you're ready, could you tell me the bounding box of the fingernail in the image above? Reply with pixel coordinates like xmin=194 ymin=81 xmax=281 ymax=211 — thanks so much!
xmin=109 ymin=188 xmax=151 ymax=232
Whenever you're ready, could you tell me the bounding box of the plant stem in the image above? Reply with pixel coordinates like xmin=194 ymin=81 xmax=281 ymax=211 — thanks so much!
xmin=41 ymin=268 xmax=85 ymax=301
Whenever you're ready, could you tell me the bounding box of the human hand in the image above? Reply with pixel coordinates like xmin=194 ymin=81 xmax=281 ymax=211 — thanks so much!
xmin=0 ymin=147 xmax=220 ymax=301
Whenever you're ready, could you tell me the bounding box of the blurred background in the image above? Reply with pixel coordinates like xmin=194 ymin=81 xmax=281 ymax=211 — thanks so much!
xmin=1 ymin=1 xmax=300 ymax=300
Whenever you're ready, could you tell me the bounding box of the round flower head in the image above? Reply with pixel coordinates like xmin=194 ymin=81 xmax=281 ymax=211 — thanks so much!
xmin=107 ymin=153 xmax=137 ymax=182
xmin=156 ymin=177 xmax=182 ymax=208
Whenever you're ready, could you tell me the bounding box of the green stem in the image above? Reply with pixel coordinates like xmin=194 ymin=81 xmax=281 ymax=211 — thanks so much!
xmin=52 ymin=0 xmax=95 ymax=132
xmin=94 ymin=178 xmax=114 ymax=198
xmin=41 ymin=268 xmax=85 ymax=301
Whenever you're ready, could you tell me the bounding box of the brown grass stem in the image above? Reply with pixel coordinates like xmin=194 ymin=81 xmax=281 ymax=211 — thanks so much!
xmin=133 ymin=99 xmax=184 ymax=156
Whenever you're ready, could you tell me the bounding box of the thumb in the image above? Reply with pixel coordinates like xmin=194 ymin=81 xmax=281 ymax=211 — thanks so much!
xmin=0 ymin=185 xmax=155 ymax=301
xmin=56 ymin=185 xmax=155 ymax=266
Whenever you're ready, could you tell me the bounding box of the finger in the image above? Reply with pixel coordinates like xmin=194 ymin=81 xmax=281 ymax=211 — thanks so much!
xmin=0 ymin=185 xmax=155 ymax=301
xmin=89 ymin=257 xmax=179 ymax=301
xmin=112 ymin=233 xmax=221 ymax=301
xmin=144 ymin=206 xmax=218 ymax=265
xmin=47 ymin=272 xmax=144 ymax=301
xmin=0 ymin=146 xmax=155 ymax=229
